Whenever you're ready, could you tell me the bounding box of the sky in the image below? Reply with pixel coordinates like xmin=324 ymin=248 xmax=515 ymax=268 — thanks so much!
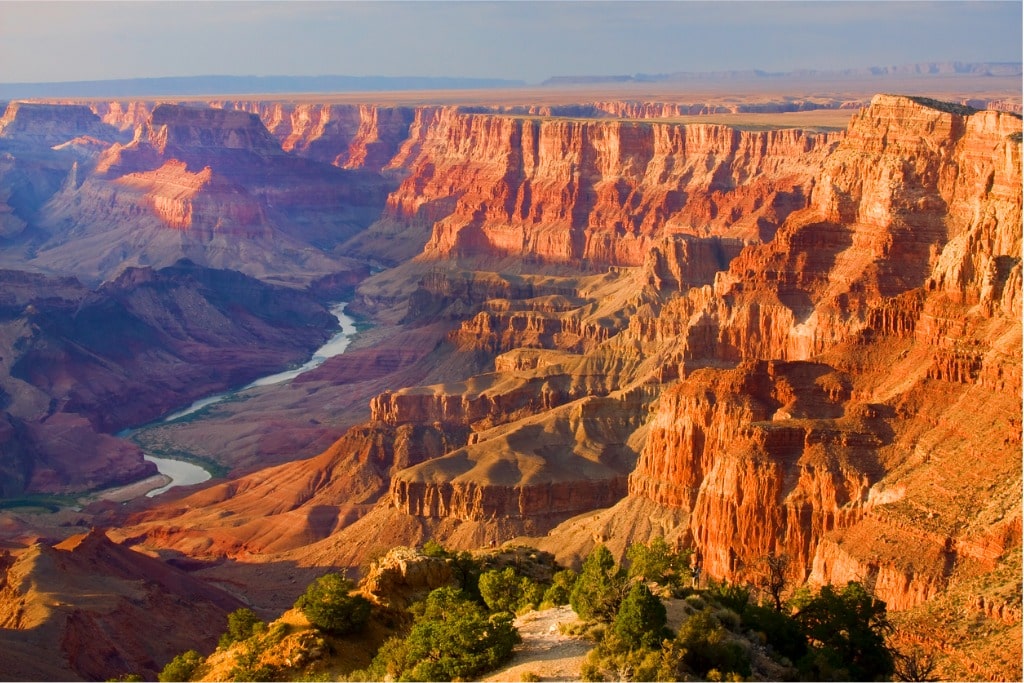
xmin=0 ymin=1 xmax=1021 ymax=85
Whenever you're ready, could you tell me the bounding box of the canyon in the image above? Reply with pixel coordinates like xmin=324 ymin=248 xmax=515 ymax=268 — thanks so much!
xmin=0 ymin=82 xmax=1019 ymax=680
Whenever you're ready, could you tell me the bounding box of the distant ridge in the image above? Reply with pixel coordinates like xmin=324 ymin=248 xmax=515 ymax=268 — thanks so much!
xmin=0 ymin=74 xmax=527 ymax=99
xmin=543 ymin=61 xmax=1023 ymax=86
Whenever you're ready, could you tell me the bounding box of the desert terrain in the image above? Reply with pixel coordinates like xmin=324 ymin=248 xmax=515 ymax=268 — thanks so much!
xmin=0 ymin=68 xmax=1019 ymax=680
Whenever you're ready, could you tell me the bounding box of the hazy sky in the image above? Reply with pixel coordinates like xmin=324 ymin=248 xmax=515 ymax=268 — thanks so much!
xmin=1 ymin=1 xmax=1020 ymax=84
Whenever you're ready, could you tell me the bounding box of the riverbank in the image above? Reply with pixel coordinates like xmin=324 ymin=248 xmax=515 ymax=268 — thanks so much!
xmin=91 ymin=473 xmax=171 ymax=503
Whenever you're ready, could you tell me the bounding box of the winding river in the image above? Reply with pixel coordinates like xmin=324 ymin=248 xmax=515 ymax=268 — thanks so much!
xmin=132 ymin=302 xmax=357 ymax=497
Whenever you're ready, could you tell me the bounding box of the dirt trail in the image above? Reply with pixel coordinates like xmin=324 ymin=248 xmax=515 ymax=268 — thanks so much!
xmin=484 ymin=605 xmax=593 ymax=682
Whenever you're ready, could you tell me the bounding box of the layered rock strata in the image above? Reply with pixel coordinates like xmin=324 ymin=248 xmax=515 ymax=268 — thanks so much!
xmin=384 ymin=107 xmax=839 ymax=265
xmin=0 ymin=102 xmax=123 ymax=147
xmin=30 ymin=103 xmax=378 ymax=284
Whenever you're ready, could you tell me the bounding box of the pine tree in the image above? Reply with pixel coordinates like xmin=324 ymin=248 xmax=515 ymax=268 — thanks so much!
xmin=570 ymin=544 xmax=626 ymax=622
xmin=612 ymin=582 xmax=668 ymax=649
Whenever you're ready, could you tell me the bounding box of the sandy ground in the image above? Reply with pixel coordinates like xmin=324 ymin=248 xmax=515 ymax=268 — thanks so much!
xmin=89 ymin=474 xmax=169 ymax=503
xmin=484 ymin=605 xmax=593 ymax=682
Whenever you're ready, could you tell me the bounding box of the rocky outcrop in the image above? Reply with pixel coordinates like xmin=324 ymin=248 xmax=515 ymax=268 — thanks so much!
xmin=210 ymin=102 xmax=419 ymax=172
xmin=628 ymin=362 xmax=872 ymax=579
xmin=619 ymin=96 xmax=1022 ymax=613
xmin=113 ymin=159 xmax=267 ymax=233
xmin=31 ymin=103 xmax=381 ymax=284
xmin=86 ymin=100 xmax=155 ymax=131
xmin=94 ymin=103 xmax=285 ymax=179
xmin=0 ymin=529 xmax=243 ymax=681
xmin=389 ymin=392 xmax=646 ymax=529
xmin=401 ymin=268 xmax=581 ymax=325
xmin=0 ymin=102 xmax=122 ymax=147
xmin=359 ymin=546 xmax=458 ymax=612
xmin=450 ymin=307 xmax=614 ymax=355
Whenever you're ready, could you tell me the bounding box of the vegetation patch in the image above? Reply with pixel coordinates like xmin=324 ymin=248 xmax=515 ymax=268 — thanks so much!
xmin=151 ymin=540 xmax=921 ymax=682
xmin=905 ymin=96 xmax=980 ymax=116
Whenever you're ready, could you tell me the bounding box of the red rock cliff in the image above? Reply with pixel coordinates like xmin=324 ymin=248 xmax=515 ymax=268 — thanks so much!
xmin=380 ymin=107 xmax=838 ymax=265
xmin=623 ymin=95 xmax=1021 ymax=614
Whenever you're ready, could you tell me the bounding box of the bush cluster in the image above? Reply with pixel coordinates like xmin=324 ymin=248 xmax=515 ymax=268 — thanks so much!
xmin=218 ymin=608 xmax=265 ymax=649
xmin=294 ymin=573 xmax=371 ymax=636
xmin=361 ymin=586 xmax=520 ymax=681
xmin=576 ymin=542 xmax=896 ymax=682
xmin=479 ymin=566 xmax=545 ymax=614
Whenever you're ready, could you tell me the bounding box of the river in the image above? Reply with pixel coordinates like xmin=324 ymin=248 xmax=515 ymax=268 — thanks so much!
xmin=132 ymin=302 xmax=357 ymax=497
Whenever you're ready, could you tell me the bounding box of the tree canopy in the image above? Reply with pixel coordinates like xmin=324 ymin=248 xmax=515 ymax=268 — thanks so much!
xmin=570 ymin=544 xmax=627 ymax=622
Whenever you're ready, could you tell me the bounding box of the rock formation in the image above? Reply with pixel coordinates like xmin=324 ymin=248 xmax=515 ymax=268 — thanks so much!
xmin=0 ymin=102 xmax=123 ymax=147
xmin=572 ymin=96 xmax=1022 ymax=628
xmin=0 ymin=528 xmax=243 ymax=681
xmin=378 ymin=107 xmax=839 ymax=265
xmin=24 ymin=103 xmax=378 ymax=285
xmin=0 ymin=91 xmax=1018 ymax=680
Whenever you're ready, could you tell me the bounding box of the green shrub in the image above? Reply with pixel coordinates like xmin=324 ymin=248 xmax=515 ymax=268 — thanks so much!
xmin=227 ymin=642 xmax=276 ymax=683
xmin=369 ymin=586 xmax=520 ymax=681
xmin=581 ymin=634 xmax=662 ymax=682
xmin=219 ymin=608 xmax=265 ymax=649
xmin=705 ymin=580 xmax=750 ymax=613
xmin=792 ymin=581 xmax=894 ymax=681
xmin=158 ymin=650 xmax=203 ymax=682
xmin=667 ymin=608 xmax=752 ymax=680
xmin=478 ymin=565 xmax=546 ymax=615
xmin=295 ymin=573 xmax=371 ymax=636
xmin=417 ymin=541 xmax=483 ymax=598
xmin=713 ymin=607 xmax=741 ymax=632
xmin=625 ymin=537 xmax=691 ymax=591
xmin=452 ymin=550 xmax=484 ymax=602
xmin=520 ymin=577 xmax=545 ymax=611
xmin=421 ymin=539 xmax=448 ymax=557
xmin=741 ymin=601 xmax=807 ymax=662
xmin=683 ymin=594 xmax=706 ymax=611
xmin=541 ymin=569 xmax=578 ymax=607
xmin=570 ymin=545 xmax=626 ymax=623
xmin=479 ymin=567 xmax=524 ymax=613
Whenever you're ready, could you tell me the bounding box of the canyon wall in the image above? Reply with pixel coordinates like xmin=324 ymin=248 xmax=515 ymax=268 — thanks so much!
xmin=620 ymin=95 xmax=1022 ymax=615
xmin=19 ymin=103 xmax=377 ymax=284
xmin=35 ymin=100 xmax=841 ymax=272
xmin=115 ymin=98 xmax=1019 ymax=613
xmin=383 ymin=107 xmax=840 ymax=265
xmin=0 ymin=529 xmax=243 ymax=680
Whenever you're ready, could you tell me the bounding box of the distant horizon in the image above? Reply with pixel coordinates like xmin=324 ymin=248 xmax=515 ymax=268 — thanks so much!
xmin=1 ymin=59 xmax=1022 ymax=87
xmin=1 ymin=1 xmax=1020 ymax=86
xmin=0 ymin=61 xmax=1020 ymax=101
